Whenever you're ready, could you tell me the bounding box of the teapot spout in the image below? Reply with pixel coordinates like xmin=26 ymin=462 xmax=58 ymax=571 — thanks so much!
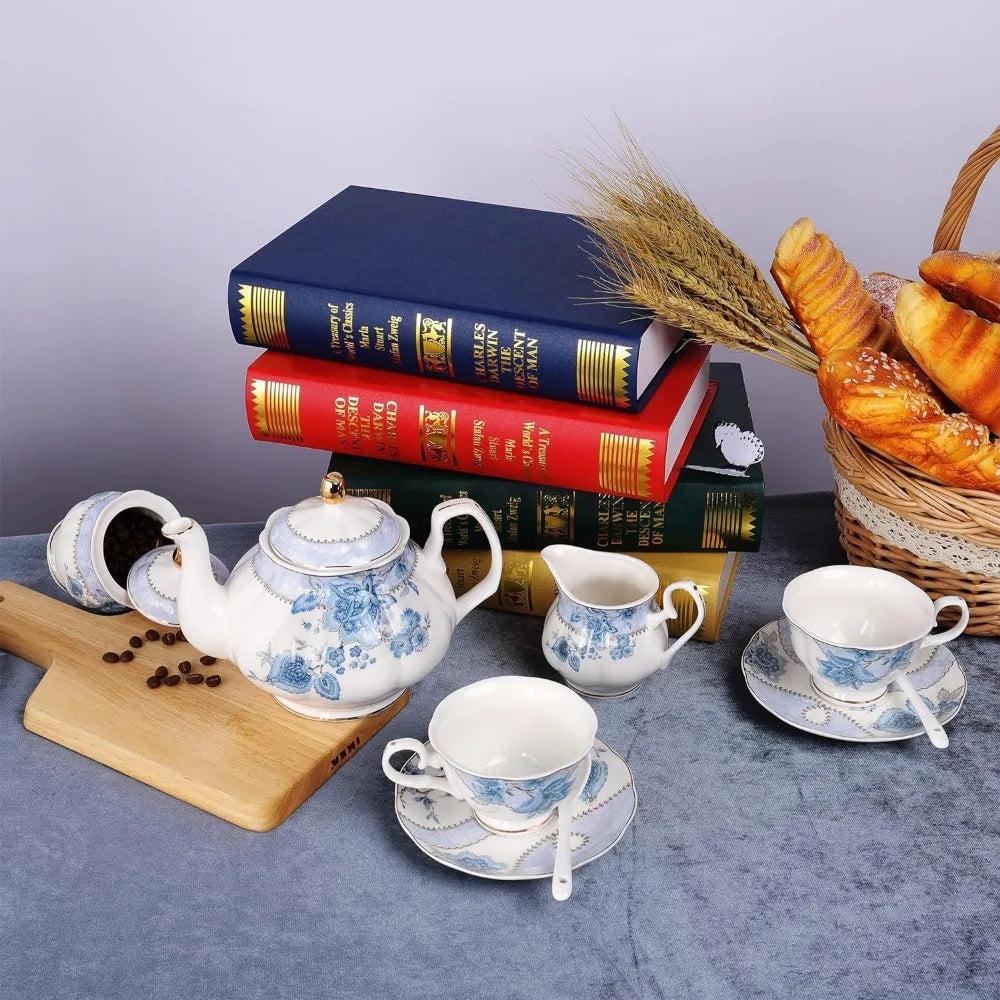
xmin=161 ymin=517 xmax=230 ymax=659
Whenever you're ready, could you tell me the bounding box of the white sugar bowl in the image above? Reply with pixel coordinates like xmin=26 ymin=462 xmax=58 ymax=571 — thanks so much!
xmin=47 ymin=490 xmax=181 ymax=613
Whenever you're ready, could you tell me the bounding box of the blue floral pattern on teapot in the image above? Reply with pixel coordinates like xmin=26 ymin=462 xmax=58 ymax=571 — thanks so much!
xmin=252 ymin=546 xmax=430 ymax=703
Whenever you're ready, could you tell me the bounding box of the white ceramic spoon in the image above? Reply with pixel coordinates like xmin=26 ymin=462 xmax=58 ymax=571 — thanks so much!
xmin=894 ymin=672 xmax=949 ymax=749
xmin=552 ymin=798 xmax=574 ymax=901
xmin=552 ymin=761 xmax=595 ymax=901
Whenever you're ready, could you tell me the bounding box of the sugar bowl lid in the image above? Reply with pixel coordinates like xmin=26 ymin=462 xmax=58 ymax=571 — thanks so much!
xmin=126 ymin=544 xmax=230 ymax=627
xmin=261 ymin=472 xmax=409 ymax=575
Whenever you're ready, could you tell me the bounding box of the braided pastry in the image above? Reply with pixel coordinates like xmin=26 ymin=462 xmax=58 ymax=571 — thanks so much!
xmin=818 ymin=345 xmax=1000 ymax=493
xmin=771 ymin=218 xmax=909 ymax=362
xmin=919 ymin=250 xmax=1000 ymax=323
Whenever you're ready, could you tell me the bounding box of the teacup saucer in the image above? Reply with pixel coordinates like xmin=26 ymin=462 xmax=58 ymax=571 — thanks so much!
xmin=393 ymin=737 xmax=636 ymax=880
xmin=741 ymin=618 xmax=967 ymax=742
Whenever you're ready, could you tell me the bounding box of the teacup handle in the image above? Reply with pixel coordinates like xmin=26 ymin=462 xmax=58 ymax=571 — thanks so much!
xmin=382 ymin=738 xmax=464 ymax=798
xmin=920 ymin=596 xmax=970 ymax=647
xmin=648 ymin=580 xmax=706 ymax=670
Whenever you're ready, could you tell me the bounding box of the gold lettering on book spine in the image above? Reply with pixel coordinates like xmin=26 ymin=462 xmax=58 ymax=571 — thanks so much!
xmin=598 ymin=434 xmax=655 ymax=498
xmin=701 ymin=492 xmax=758 ymax=549
xmin=498 ymin=557 xmax=535 ymax=612
xmin=418 ymin=406 xmax=458 ymax=464
xmin=238 ymin=285 xmax=289 ymax=349
xmin=575 ymin=340 xmax=631 ymax=408
xmin=249 ymin=379 xmax=302 ymax=442
xmin=346 ymin=488 xmax=393 ymax=503
xmin=415 ymin=314 xmax=454 ymax=377
xmin=535 ymin=489 xmax=575 ymax=542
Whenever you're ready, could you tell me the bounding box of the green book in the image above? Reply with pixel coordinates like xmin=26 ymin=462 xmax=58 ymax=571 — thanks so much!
xmin=327 ymin=362 xmax=763 ymax=553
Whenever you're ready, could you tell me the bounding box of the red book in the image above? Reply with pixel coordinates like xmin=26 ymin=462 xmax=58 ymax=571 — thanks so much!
xmin=246 ymin=343 xmax=712 ymax=502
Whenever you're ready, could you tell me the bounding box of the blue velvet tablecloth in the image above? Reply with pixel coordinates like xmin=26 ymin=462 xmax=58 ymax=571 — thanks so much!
xmin=2 ymin=494 xmax=998 ymax=1000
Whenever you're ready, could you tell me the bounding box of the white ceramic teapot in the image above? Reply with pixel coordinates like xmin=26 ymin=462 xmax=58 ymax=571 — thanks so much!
xmin=161 ymin=472 xmax=502 ymax=720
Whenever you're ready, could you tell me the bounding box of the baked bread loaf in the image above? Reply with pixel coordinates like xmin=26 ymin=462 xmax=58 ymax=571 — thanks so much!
xmin=819 ymin=345 xmax=1000 ymax=492
xmin=771 ymin=218 xmax=908 ymax=361
xmin=919 ymin=250 xmax=1000 ymax=322
xmin=863 ymin=272 xmax=911 ymax=323
xmin=895 ymin=281 xmax=1000 ymax=435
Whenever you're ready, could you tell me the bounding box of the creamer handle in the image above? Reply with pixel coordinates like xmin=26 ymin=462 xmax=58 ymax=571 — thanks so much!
xmin=648 ymin=581 xmax=706 ymax=670
xmin=424 ymin=498 xmax=503 ymax=624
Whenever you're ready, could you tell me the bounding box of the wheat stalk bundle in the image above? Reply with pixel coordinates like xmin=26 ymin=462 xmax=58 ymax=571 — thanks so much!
xmin=571 ymin=128 xmax=818 ymax=375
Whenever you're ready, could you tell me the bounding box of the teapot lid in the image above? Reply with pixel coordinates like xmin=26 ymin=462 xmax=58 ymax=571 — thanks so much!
xmin=262 ymin=472 xmax=408 ymax=575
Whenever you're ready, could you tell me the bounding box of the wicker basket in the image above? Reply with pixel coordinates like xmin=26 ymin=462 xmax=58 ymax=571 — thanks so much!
xmin=825 ymin=124 xmax=1000 ymax=635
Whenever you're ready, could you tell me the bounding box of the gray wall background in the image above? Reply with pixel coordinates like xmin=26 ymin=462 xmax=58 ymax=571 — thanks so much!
xmin=3 ymin=0 xmax=998 ymax=536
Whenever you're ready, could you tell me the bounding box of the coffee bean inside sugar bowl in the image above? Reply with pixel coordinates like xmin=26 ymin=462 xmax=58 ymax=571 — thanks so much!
xmin=101 ymin=508 xmax=167 ymax=588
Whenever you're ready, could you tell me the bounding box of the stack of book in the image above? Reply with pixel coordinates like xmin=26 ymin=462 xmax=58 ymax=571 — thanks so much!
xmin=230 ymin=187 xmax=763 ymax=641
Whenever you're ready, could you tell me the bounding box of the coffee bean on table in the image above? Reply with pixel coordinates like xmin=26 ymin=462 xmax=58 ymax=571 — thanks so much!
xmin=185 ymin=673 xmax=204 ymax=684
xmin=178 ymin=660 xmax=191 ymax=675
xmin=154 ymin=665 xmax=168 ymax=679
xmin=102 ymin=652 xmax=120 ymax=663
xmin=199 ymin=655 xmax=216 ymax=666
xmin=129 ymin=636 xmax=143 ymax=648
xmin=119 ymin=650 xmax=134 ymax=662
xmin=162 ymin=633 xmax=176 ymax=646
xmin=205 ymin=675 xmax=221 ymax=688
xmin=146 ymin=676 xmax=161 ymax=689
xmin=164 ymin=674 xmax=181 ymax=687
xmin=176 ymin=630 xmax=185 ymax=643
xmin=145 ymin=629 xmax=160 ymax=641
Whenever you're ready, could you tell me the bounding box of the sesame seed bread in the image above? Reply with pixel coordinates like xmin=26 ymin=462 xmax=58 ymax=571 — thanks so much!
xmin=818 ymin=345 xmax=1000 ymax=493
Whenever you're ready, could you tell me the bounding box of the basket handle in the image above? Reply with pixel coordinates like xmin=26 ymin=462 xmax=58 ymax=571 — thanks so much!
xmin=932 ymin=124 xmax=1000 ymax=253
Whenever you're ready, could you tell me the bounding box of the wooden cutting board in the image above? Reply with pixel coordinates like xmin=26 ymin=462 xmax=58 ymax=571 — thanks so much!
xmin=0 ymin=581 xmax=408 ymax=831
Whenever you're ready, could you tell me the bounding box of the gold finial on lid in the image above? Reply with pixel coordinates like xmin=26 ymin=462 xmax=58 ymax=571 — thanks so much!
xmin=321 ymin=472 xmax=347 ymax=504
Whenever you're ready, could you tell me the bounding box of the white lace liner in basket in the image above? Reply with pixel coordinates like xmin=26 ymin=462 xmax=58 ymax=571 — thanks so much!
xmin=834 ymin=472 xmax=1000 ymax=578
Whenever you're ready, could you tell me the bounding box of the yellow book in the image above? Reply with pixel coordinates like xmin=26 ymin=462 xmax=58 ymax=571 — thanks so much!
xmin=444 ymin=549 xmax=741 ymax=643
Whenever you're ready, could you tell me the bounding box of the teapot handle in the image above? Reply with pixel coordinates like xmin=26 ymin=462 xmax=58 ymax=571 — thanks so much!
xmin=647 ymin=580 xmax=706 ymax=670
xmin=424 ymin=498 xmax=503 ymax=624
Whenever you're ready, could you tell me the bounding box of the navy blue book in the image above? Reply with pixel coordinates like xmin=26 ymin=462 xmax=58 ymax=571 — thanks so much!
xmin=228 ymin=186 xmax=685 ymax=412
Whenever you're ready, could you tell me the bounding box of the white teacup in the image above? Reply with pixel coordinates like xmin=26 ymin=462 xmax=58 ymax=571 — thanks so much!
xmin=782 ymin=565 xmax=969 ymax=703
xmin=382 ymin=676 xmax=597 ymax=833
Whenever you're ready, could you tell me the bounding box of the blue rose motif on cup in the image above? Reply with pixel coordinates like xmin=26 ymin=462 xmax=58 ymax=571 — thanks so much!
xmin=266 ymin=651 xmax=312 ymax=693
xmin=468 ymin=777 xmax=506 ymax=805
xmin=817 ymin=643 xmax=915 ymax=690
xmin=581 ymin=758 xmax=608 ymax=803
xmin=513 ymin=773 xmax=577 ymax=816
xmin=463 ymin=767 xmax=580 ymax=817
